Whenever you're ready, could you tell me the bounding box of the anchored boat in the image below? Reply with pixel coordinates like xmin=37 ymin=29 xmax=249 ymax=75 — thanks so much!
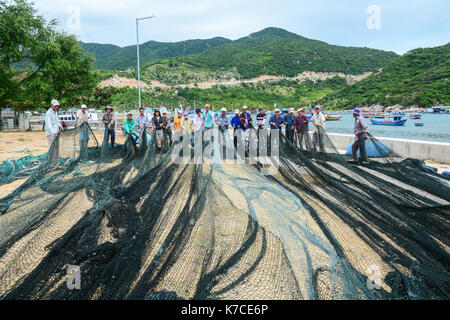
xmin=370 ymin=115 xmax=407 ymax=126
xmin=325 ymin=114 xmax=342 ymax=121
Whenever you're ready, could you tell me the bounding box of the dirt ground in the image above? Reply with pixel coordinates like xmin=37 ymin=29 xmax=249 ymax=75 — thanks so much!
xmin=0 ymin=130 xmax=126 ymax=163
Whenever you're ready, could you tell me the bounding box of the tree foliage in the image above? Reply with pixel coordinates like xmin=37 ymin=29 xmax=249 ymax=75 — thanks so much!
xmin=0 ymin=0 xmax=97 ymax=111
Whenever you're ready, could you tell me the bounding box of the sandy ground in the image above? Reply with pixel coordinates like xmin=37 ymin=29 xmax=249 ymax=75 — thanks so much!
xmin=0 ymin=130 xmax=126 ymax=163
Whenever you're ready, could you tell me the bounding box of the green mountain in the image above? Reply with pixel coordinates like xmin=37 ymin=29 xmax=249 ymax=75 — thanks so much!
xmin=84 ymin=27 xmax=398 ymax=79
xmin=153 ymin=27 xmax=399 ymax=79
xmin=81 ymin=37 xmax=232 ymax=69
xmin=320 ymin=43 xmax=450 ymax=109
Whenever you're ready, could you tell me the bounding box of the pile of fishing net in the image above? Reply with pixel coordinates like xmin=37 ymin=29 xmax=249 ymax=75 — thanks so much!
xmin=0 ymin=123 xmax=448 ymax=300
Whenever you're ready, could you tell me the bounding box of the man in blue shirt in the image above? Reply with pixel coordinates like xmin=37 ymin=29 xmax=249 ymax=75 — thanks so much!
xmin=284 ymin=108 xmax=296 ymax=143
xmin=203 ymin=104 xmax=214 ymax=130
xmin=269 ymin=109 xmax=284 ymax=130
xmin=231 ymin=109 xmax=241 ymax=148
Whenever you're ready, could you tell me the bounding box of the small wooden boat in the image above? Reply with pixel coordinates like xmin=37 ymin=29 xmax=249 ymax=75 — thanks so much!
xmin=370 ymin=117 xmax=407 ymax=126
xmin=325 ymin=114 xmax=342 ymax=121
xmin=409 ymin=113 xmax=422 ymax=120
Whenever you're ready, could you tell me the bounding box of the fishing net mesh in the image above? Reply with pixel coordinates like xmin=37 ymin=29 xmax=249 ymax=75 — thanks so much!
xmin=0 ymin=123 xmax=448 ymax=300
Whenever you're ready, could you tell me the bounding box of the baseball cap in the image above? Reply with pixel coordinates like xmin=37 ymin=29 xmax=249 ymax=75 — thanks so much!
xmin=81 ymin=104 xmax=87 ymax=109
xmin=221 ymin=108 xmax=227 ymax=112
xmin=235 ymin=109 xmax=240 ymax=114
xmin=51 ymin=99 xmax=60 ymax=106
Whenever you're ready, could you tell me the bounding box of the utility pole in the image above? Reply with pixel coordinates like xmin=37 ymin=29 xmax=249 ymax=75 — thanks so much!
xmin=136 ymin=15 xmax=156 ymax=110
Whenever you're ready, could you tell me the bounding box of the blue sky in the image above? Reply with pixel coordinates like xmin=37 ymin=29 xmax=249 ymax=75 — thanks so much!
xmin=32 ymin=0 xmax=449 ymax=54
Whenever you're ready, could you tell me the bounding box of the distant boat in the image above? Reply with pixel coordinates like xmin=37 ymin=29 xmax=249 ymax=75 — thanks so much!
xmin=409 ymin=113 xmax=422 ymax=120
xmin=426 ymin=107 xmax=450 ymax=114
xmin=370 ymin=116 xmax=407 ymax=126
xmin=362 ymin=112 xmax=384 ymax=119
xmin=415 ymin=122 xmax=424 ymax=127
xmin=325 ymin=114 xmax=342 ymax=121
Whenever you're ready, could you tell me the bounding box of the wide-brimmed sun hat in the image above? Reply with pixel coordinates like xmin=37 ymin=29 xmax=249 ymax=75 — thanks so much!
xmin=221 ymin=108 xmax=227 ymax=112
xmin=105 ymin=106 xmax=113 ymax=112
xmin=242 ymin=105 xmax=248 ymax=110
xmin=81 ymin=104 xmax=87 ymax=109
xmin=353 ymin=108 xmax=361 ymax=115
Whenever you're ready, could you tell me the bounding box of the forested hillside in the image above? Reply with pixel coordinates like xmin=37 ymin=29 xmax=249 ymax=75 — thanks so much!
xmin=81 ymin=37 xmax=232 ymax=69
xmin=319 ymin=43 xmax=450 ymax=108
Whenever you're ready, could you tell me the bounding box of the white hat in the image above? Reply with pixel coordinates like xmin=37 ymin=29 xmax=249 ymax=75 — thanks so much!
xmin=235 ymin=109 xmax=240 ymax=114
xmin=51 ymin=99 xmax=60 ymax=106
xmin=274 ymin=108 xmax=280 ymax=113
xmin=221 ymin=108 xmax=227 ymax=112
xmin=242 ymin=105 xmax=248 ymax=110
xmin=81 ymin=104 xmax=87 ymax=109
xmin=289 ymin=108 xmax=295 ymax=113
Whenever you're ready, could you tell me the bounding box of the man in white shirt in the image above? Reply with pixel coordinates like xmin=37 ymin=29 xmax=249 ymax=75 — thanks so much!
xmin=311 ymin=106 xmax=326 ymax=131
xmin=76 ymin=104 xmax=90 ymax=151
xmin=45 ymin=99 xmax=63 ymax=147
xmin=310 ymin=106 xmax=326 ymax=152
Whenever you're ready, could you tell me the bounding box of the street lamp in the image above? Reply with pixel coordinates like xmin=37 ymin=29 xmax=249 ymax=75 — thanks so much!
xmin=136 ymin=15 xmax=156 ymax=110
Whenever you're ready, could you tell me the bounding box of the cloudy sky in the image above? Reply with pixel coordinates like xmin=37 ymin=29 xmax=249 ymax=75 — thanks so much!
xmin=32 ymin=0 xmax=449 ymax=54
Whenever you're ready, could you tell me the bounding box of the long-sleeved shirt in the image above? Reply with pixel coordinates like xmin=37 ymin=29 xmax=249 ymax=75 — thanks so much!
xmin=102 ymin=112 xmax=116 ymax=130
xmin=181 ymin=118 xmax=193 ymax=133
xmin=311 ymin=112 xmax=326 ymax=131
xmin=135 ymin=114 xmax=151 ymax=133
xmin=239 ymin=113 xmax=252 ymax=130
xmin=284 ymin=115 xmax=296 ymax=129
xmin=216 ymin=115 xmax=229 ymax=128
xmin=354 ymin=116 xmax=368 ymax=141
xmin=194 ymin=115 xmax=203 ymax=132
xmin=124 ymin=118 xmax=135 ymax=134
xmin=45 ymin=108 xmax=61 ymax=137
xmin=231 ymin=116 xmax=241 ymax=130
xmin=153 ymin=117 xmax=164 ymax=130
xmin=269 ymin=115 xmax=284 ymax=129
xmin=162 ymin=117 xmax=172 ymax=132
xmin=293 ymin=115 xmax=309 ymax=133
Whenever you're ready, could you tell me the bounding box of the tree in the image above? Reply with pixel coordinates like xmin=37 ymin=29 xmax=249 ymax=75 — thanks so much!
xmin=0 ymin=0 xmax=97 ymax=113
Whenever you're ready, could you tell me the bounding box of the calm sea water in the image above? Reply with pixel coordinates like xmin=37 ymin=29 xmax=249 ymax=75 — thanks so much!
xmin=324 ymin=114 xmax=450 ymax=143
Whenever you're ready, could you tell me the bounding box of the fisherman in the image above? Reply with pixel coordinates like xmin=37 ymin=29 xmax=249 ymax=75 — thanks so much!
xmin=152 ymin=109 xmax=164 ymax=149
xmin=124 ymin=112 xmax=138 ymax=144
xmin=45 ymin=100 xmax=63 ymax=163
xmin=162 ymin=110 xmax=172 ymax=145
xmin=284 ymin=108 xmax=296 ymax=143
xmin=269 ymin=108 xmax=284 ymax=130
xmin=256 ymin=107 xmax=267 ymax=130
xmin=216 ymin=108 xmax=229 ymax=132
xmin=311 ymin=106 xmax=326 ymax=152
xmin=136 ymin=107 xmax=151 ymax=135
xmin=352 ymin=108 xmax=369 ymax=165
xmin=76 ymin=104 xmax=90 ymax=154
xmin=181 ymin=112 xmax=194 ymax=141
xmin=102 ymin=106 xmax=116 ymax=148
xmin=194 ymin=108 xmax=203 ymax=133
xmin=293 ymin=108 xmax=309 ymax=149
xmin=203 ymin=104 xmax=214 ymax=131
xmin=174 ymin=110 xmax=183 ymax=132
xmin=231 ymin=109 xmax=241 ymax=148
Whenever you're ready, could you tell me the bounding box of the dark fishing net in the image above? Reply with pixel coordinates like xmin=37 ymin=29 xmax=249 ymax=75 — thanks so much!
xmin=0 ymin=123 xmax=448 ymax=300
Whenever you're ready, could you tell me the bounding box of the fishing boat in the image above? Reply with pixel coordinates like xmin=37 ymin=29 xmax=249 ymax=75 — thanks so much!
xmin=325 ymin=114 xmax=342 ymax=121
xmin=370 ymin=115 xmax=407 ymax=126
xmin=409 ymin=113 xmax=422 ymax=120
